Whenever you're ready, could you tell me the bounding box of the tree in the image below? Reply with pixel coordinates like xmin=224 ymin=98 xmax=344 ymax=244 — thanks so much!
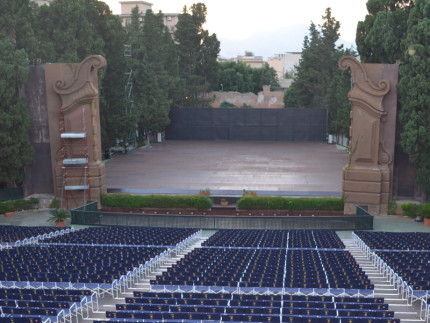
xmin=325 ymin=48 xmax=357 ymax=136
xmin=251 ymin=63 xmax=280 ymax=93
xmin=174 ymin=3 xmax=220 ymax=107
xmin=356 ymin=0 xmax=412 ymax=63
xmin=0 ymin=0 xmax=34 ymax=187
xmin=218 ymin=61 xmax=279 ymax=94
xmin=397 ymin=0 xmax=430 ymax=193
xmin=34 ymin=0 xmax=104 ymax=63
xmin=285 ymin=8 xmax=352 ymax=136
xmin=284 ymin=22 xmax=324 ymax=108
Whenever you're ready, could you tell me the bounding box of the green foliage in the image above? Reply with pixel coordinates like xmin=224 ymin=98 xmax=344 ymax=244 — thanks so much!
xmin=398 ymin=0 xmax=430 ymax=193
xmin=218 ymin=61 xmax=280 ymax=94
xmin=0 ymin=198 xmax=39 ymax=214
xmin=0 ymin=37 xmax=33 ymax=186
xmin=237 ymin=196 xmax=344 ymax=211
xmin=220 ymin=101 xmax=237 ymax=108
xmin=174 ymin=3 xmax=220 ymax=107
xmin=34 ymin=0 xmax=105 ymax=63
xmin=284 ymin=8 xmax=342 ymax=111
xmin=422 ymin=203 xmax=430 ymax=219
xmin=100 ymin=194 xmax=212 ymax=210
xmin=325 ymin=48 xmax=356 ymax=135
xmin=356 ymin=0 xmax=412 ymax=63
xmin=387 ymin=200 xmax=397 ymax=215
xmin=49 ymin=197 xmax=60 ymax=209
xmin=401 ymin=202 xmax=420 ymax=217
xmin=47 ymin=208 xmax=70 ymax=223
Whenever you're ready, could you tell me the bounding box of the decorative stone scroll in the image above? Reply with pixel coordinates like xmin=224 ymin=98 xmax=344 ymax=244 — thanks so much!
xmin=339 ymin=56 xmax=395 ymax=215
xmin=46 ymin=55 xmax=107 ymax=209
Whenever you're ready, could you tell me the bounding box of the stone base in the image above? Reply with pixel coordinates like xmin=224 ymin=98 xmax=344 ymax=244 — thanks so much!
xmin=343 ymin=166 xmax=389 ymax=215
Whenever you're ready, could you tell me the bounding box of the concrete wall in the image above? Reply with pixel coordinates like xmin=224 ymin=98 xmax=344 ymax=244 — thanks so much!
xmin=209 ymin=86 xmax=284 ymax=109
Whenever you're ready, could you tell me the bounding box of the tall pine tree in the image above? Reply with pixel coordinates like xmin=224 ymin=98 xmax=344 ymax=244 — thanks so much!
xmin=398 ymin=0 xmax=430 ymax=193
xmin=0 ymin=0 xmax=34 ymax=187
xmin=174 ymin=3 xmax=220 ymax=107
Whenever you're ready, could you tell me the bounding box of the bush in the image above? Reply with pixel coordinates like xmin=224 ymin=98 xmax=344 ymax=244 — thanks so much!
xmin=100 ymin=194 xmax=212 ymax=210
xmin=422 ymin=203 xmax=430 ymax=219
xmin=400 ymin=202 xmax=423 ymax=217
xmin=0 ymin=198 xmax=39 ymax=214
xmin=387 ymin=200 xmax=397 ymax=215
xmin=237 ymin=196 xmax=344 ymax=211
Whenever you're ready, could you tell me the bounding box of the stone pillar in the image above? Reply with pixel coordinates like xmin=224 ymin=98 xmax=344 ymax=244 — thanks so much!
xmin=45 ymin=56 xmax=107 ymax=209
xmin=339 ymin=56 xmax=397 ymax=215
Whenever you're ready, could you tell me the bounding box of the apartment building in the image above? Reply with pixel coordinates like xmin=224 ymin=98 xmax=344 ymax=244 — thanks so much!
xmin=268 ymin=52 xmax=301 ymax=89
xmin=120 ymin=1 xmax=179 ymax=34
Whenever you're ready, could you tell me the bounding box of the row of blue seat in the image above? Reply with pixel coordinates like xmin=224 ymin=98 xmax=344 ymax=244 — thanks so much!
xmin=43 ymin=227 xmax=199 ymax=246
xmin=0 ymin=226 xmax=63 ymax=244
xmin=152 ymin=248 xmax=372 ymax=289
xmin=202 ymin=230 xmax=345 ymax=249
xmin=355 ymin=232 xmax=430 ymax=251
xmin=104 ymin=310 xmax=397 ymax=322
xmin=0 ymin=245 xmax=165 ymax=285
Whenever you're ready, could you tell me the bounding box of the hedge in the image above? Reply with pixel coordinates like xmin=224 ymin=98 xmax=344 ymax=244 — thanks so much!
xmin=100 ymin=194 xmax=212 ymax=210
xmin=0 ymin=198 xmax=39 ymax=214
xmin=237 ymin=196 xmax=344 ymax=211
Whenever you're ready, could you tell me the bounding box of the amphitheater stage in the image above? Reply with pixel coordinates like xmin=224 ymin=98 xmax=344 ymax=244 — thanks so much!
xmin=105 ymin=141 xmax=348 ymax=197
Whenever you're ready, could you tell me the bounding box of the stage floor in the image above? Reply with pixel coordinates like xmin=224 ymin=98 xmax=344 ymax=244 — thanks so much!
xmin=105 ymin=141 xmax=348 ymax=197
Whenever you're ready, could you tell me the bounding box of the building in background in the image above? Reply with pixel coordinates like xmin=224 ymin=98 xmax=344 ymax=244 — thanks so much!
xmin=237 ymin=55 xmax=264 ymax=69
xmin=119 ymin=1 xmax=179 ymax=34
xmin=32 ymin=0 xmax=52 ymax=5
xmin=268 ymin=52 xmax=301 ymax=89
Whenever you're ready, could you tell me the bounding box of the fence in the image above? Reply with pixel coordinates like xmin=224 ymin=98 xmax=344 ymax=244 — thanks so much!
xmin=0 ymin=186 xmax=24 ymax=202
xmin=71 ymin=202 xmax=373 ymax=230
xmin=166 ymin=108 xmax=327 ymax=141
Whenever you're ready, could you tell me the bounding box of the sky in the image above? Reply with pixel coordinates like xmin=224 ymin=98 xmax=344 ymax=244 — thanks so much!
xmin=104 ymin=0 xmax=369 ymax=59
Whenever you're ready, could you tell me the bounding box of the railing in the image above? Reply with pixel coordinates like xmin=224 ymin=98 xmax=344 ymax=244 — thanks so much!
xmin=71 ymin=202 xmax=373 ymax=230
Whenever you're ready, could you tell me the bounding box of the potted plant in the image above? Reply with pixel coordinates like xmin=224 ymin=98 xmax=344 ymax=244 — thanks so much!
xmin=220 ymin=198 xmax=229 ymax=206
xmin=423 ymin=203 xmax=430 ymax=226
xmin=2 ymin=201 xmax=14 ymax=217
xmin=199 ymin=188 xmax=211 ymax=197
xmin=47 ymin=208 xmax=70 ymax=227
xmin=242 ymin=189 xmax=257 ymax=197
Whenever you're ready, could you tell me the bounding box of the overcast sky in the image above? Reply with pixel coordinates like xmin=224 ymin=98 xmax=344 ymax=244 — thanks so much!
xmin=104 ymin=0 xmax=369 ymax=58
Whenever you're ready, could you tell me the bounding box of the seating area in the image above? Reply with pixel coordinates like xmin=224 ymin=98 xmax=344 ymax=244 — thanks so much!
xmin=353 ymin=231 xmax=430 ymax=321
xmin=43 ymin=227 xmax=199 ymax=246
xmin=0 ymin=226 xmax=202 ymax=323
xmin=0 ymin=287 xmax=96 ymax=323
xmin=0 ymin=226 xmax=69 ymax=249
xmin=152 ymin=230 xmax=370 ymax=295
xmin=97 ymin=291 xmax=399 ymax=323
xmin=202 ymin=230 xmax=345 ymax=249
xmin=354 ymin=232 xmax=430 ymax=251
xmin=151 ymin=248 xmax=372 ymax=292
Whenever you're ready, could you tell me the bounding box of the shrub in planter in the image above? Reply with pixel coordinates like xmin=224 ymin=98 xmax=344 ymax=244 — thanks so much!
xmin=100 ymin=194 xmax=212 ymax=210
xmin=0 ymin=198 xmax=39 ymax=214
xmin=401 ymin=203 xmax=414 ymax=217
xmin=237 ymin=196 xmax=344 ymax=211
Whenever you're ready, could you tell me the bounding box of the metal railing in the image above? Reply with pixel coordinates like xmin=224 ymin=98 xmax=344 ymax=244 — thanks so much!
xmin=71 ymin=202 xmax=373 ymax=230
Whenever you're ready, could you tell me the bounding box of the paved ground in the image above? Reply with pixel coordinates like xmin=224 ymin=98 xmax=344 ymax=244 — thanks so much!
xmin=106 ymin=141 xmax=348 ymax=197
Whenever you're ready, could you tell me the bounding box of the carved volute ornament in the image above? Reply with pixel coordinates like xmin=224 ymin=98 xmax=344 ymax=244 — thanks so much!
xmin=339 ymin=56 xmax=394 ymax=215
xmin=49 ymin=55 xmax=107 ymax=209
xmin=338 ymin=56 xmax=391 ymax=167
